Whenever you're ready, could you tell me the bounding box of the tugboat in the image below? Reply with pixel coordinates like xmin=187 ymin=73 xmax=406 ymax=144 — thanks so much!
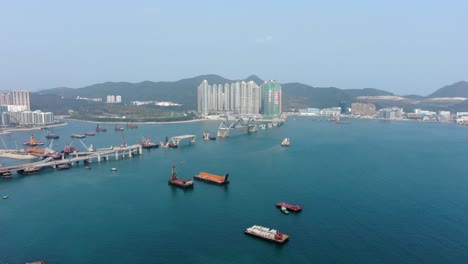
xmin=23 ymin=135 xmax=45 ymax=146
xmin=84 ymin=132 xmax=95 ymax=136
xmin=281 ymin=138 xmax=290 ymax=147
xmin=96 ymin=124 xmax=107 ymax=132
xmin=168 ymin=165 xmax=193 ymax=188
xmin=244 ymin=225 xmax=289 ymax=244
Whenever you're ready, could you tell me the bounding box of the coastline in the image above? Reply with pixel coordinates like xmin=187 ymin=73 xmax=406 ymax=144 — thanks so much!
xmin=0 ymin=122 xmax=68 ymax=135
xmin=57 ymin=116 xmax=219 ymax=125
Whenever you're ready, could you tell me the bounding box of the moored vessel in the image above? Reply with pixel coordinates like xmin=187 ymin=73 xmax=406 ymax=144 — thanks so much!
xmin=138 ymin=136 xmax=159 ymax=149
xmin=71 ymin=134 xmax=86 ymax=139
xmin=126 ymin=122 xmax=138 ymax=129
xmin=17 ymin=167 xmax=41 ymax=175
xmin=276 ymin=202 xmax=302 ymax=212
xmin=168 ymin=165 xmax=193 ymax=188
xmin=194 ymin=172 xmax=229 ymax=185
xmin=57 ymin=164 xmax=71 ymax=170
xmin=84 ymin=132 xmax=95 ymax=136
xmin=0 ymin=171 xmax=13 ymax=178
xmin=244 ymin=225 xmax=289 ymax=244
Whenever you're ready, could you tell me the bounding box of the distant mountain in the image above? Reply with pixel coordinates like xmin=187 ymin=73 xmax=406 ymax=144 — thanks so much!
xmin=34 ymin=75 xmax=468 ymax=113
xmin=281 ymin=83 xmax=392 ymax=109
xmin=428 ymin=81 xmax=468 ymax=98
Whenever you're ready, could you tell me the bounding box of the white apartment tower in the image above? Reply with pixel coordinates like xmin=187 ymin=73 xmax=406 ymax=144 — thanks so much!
xmin=197 ymin=80 xmax=261 ymax=116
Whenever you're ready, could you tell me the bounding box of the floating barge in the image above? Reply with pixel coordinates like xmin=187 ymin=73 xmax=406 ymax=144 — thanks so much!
xmin=17 ymin=167 xmax=41 ymax=175
xmin=245 ymin=225 xmax=289 ymax=244
xmin=168 ymin=165 xmax=193 ymax=188
xmin=276 ymin=202 xmax=302 ymax=212
xmin=194 ymin=172 xmax=229 ymax=185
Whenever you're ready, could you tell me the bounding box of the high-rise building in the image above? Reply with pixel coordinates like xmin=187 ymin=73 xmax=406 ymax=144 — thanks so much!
xmin=0 ymin=90 xmax=30 ymax=110
xmin=261 ymin=80 xmax=282 ymax=119
xmin=12 ymin=90 xmax=30 ymax=111
xmin=197 ymin=80 xmax=261 ymax=116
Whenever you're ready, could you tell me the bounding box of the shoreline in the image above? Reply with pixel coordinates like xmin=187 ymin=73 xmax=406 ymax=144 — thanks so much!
xmin=0 ymin=122 xmax=68 ymax=135
xmin=57 ymin=116 xmax=219 ymax=125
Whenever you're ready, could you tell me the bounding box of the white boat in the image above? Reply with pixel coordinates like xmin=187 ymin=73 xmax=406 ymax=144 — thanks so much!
xmin=3 ymin=195 xmax=8 ymax=199
xmin=111 ymin=168 xmax=117 ymax=171
xmin=280 ymin=206 xmax=289 ymax=214
xmin=281 ymin=138 xmax=290 ymax=147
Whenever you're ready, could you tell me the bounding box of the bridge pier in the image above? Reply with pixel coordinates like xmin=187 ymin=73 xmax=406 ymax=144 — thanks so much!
xmin=138 ymin=145 xmax=142 ymax=155
xmin=128 ymin=149 xmax=132 ymax=158
xmin=115 ymin=151 xmax=119 ymax=160
xmin=97 ymin=154 xmax=101 ymax=162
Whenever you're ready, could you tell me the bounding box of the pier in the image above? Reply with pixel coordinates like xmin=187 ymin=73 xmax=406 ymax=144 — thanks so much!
xmin=0 ymin=144 xmax=143 ymax=173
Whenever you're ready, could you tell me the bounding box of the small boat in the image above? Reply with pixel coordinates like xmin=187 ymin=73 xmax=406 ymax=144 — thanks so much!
xmin=111 ymin=168 xmax=117 ymax=171
xmin=208 ymin=135 xmax=216 ymax=140
xmin=245 ymin=225 xmax=289 ymax=244
xmin=84 ymin=132 xmax=95 ymax=136
xmin=281 ymin=138 xmax=290 ymax=147
xmin=25 ymin=261 xmax=45 ymax=264
xmin=280 ymin=206 xmax=290 ymax=214
xmin=71 ymin=134 xmax=86 ymax=138
xmin=85 ymin=166 xmax=91 ymax=170
xmin=96 ymin=124 xmax=107 ymax=132
xmin=2 ymin=195 xmax=8 ymax=199
xmin=0 ymin=171 xmax=13 ymax=178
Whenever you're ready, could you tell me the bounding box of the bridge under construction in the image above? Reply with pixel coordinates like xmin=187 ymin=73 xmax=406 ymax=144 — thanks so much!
xmin=0 ymin=144 xmax=143 ymax=175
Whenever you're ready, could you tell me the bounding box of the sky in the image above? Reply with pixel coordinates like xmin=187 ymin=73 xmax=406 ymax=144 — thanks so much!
xmin=1 ymin=0 xmax=467 ymax=96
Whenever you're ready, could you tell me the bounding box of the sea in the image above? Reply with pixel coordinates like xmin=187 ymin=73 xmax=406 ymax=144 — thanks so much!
xmin=1 ymin=117 xmax=468 ymax=264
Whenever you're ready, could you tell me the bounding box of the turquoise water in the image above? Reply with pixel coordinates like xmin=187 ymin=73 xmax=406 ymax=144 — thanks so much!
xmin=1 ymin=118 xmax=468 ymax=264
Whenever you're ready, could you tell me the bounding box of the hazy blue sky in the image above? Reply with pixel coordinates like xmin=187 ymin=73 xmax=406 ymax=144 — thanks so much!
xmin=1 ymin=0 xmax=467 ymax=95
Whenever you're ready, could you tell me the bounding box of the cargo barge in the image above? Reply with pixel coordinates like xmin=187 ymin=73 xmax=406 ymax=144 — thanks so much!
xmin=168 ymin=165 xmax=193 ymax=188
xmin=17 ymin=167 xmax=41 ymax=175
xmin=194 ymin=172 xmax=229 ymax=185
xmin=245 ymin=225 xmax=289 ymax=244
xmin=276 ymin=202 xmax=302 ymax=212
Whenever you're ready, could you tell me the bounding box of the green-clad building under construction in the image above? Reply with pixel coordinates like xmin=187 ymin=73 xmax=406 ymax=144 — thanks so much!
xmin=261 ymin=80 xmax=282 ymax=119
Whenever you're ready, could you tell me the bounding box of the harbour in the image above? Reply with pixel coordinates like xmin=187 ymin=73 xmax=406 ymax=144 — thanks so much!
xmin=1 ymin=118 xmax=468 ymax=264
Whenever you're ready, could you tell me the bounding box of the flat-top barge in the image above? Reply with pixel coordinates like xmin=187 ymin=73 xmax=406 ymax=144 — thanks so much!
xmin=276 ymin=202 xmax=302 ymax=212
xmin=194 ymin=172 xmax=229 ymax=185
xmin=168 ymin=165 xmax=193 ymax=189
xmin=245 ymin=225 xmax=289 ymax=244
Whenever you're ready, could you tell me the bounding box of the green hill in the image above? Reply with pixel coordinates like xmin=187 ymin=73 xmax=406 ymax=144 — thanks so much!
xmin=428 ymin=81 xmax=468 ymax=98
